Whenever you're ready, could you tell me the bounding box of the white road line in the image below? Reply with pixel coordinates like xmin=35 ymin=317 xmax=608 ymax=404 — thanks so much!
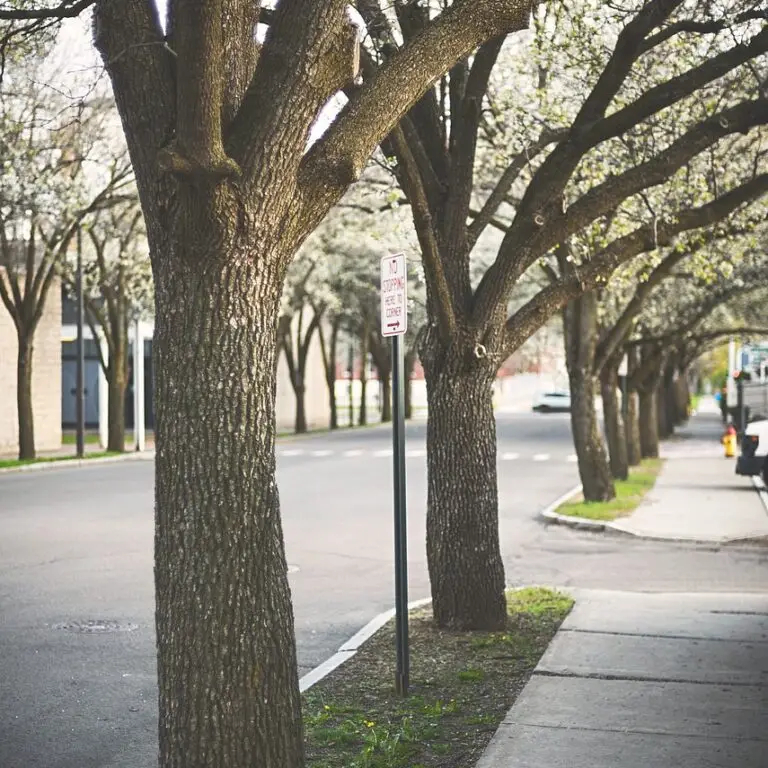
xmin=533 ymin=453 xmax=550 ymax=462
xmin=567 ymin=454 xmax=578 ymax=463
xmin=374 ymin=449 xmax=393 ymax=457
xmin=501 ymin=452 xmax=520 ymax=460
xmin=311 ymin=450 xmax=333 ymax=457
xmin=406 ymin=449 xmax=426 ymax=458
xmin=343 ymin=449 xmax=363 ymax=457
xmin=280 ymin=449 xmax=304 ymax=457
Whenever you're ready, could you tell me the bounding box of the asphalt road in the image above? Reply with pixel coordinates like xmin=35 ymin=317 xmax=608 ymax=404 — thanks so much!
xmin=1 ymin=412 xmax=767 ymax=768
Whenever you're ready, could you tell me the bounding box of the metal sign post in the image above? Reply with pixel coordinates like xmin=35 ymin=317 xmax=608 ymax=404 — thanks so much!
xmin=380 ymin=253 xmax=409 ymax=696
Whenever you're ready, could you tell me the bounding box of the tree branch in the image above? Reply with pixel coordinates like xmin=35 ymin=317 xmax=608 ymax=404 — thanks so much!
xmin=0 ymin=0 xmax=94 ymax=20
xmin=298 ymin=0 xmax=533 ymax=217
xmin=467 ymin=126 xmax=567 ymax=250
xmin=473 ymin=98 xmax=768 ymax=330
xmin=389 ymin=124 xmax=457 ymax=340
xmin=444 ymin=36 xmax=504 ymax=250
xmin=500 ymin=172 xmax=768 ymax=360
xmin=94 ymin=0 xmax=175 ymax=204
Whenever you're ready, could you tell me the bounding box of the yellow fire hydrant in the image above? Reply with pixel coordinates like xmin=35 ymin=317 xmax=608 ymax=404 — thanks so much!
xmin=722 ymin=424 xmax=737 ymax=458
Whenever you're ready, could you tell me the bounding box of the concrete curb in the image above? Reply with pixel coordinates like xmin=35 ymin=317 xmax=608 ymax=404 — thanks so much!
xmin=539 ymin=479 xmax=768 ymax=546
xmin=537 ymin=484 xmax=610 ymax=531
xmin=0 ymin=451 xmax=155 ymax=475
xmin=298 ymin=597 xmax=432 ymax=693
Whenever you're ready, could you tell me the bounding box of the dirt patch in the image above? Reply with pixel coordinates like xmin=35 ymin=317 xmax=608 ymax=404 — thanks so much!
xmin=303 ymin=587 xmax=573 ymax=767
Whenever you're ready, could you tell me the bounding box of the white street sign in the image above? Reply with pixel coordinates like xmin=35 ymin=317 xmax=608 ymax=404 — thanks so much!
xmin=380 ymin=253 xmax=407 ymax=337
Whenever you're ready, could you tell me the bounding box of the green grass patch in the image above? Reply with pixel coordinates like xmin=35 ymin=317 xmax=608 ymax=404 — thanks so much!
xmin=61 ymin=433 xmax=102 ymax=445
xmin=556 ymin=458 xmax=663 ymax=521
xmin=0 ymin=451 xmax=120 ymax=469
xmin=303 ymin=587 xmax=573 ymax=768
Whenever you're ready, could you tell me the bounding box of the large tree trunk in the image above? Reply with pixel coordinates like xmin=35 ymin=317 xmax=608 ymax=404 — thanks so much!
xmin=424 ymin=354 xmax=507 ymax=630
xmin=564 ymin=293 xmax=615 ymax=502
xmin=404 ymin=348 xmax=416 ymax=420
xmin=380 ymin=371 xmax=392 ymax=422
xmin=657 ymin=382 xmax=670 ymax=440
xmin=369 ymin=332 xmax=392 ymax=423
xmin=294 ymin=381 xmax=308 ymax=434
xmin=106 ymin=340 xmax=128 ymax=453
xmin=153 ymin=241 xmax=302 ymax=767
xmin=660 ymin=365 xmax=675 ymax=438
xmin=327 ymin=320 xmax=340 ymax=430
xmin=319 ymin=317 xmax=341 ymax=430
xmin=16 ymin=332 xmax=35 ymax=460
xmin=327 ymin=377 xmax=338 ymax=430
xmin=639 ymin=388 xmax=660 ymax=459
xmin=675 ymin=373 xmax=689 ymax=424
xmin=626 ymin=389 xmax=642 ymax=466
xmin=358 ymin=326 xmax=368 ymax=426
xmin=600 ymin=362 xmax=628 ymax=481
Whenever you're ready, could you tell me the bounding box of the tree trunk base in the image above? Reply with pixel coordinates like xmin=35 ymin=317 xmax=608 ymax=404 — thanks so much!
xmin=425 ymin=364 xmax=506 ymax=631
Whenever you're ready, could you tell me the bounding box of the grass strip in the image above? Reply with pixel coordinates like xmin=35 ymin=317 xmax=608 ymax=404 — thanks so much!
xmin=303 ymin=586 xmax=573 ymax=768
xmin=0 ymin=451 xmax=120 ymax=469
xmin=556 ymin=458 xmax=664 ymax=521
xmin=61 ymin=434 xmax=102 ymax=445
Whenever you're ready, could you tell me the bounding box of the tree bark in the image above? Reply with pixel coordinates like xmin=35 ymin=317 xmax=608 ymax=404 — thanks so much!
xmin=404 ymin=348 xmax=416 ymax=420
xmin=16 ymin=332 xmax=35 ymax=460
xmin=318 ymin=316 xmax=341 ymax=430
xmin=106 ymin=339 xmax=128 ymax=453
xmin=660 ymin=365 xmax=676 ymax=438
xmin=294 ymin=382 xmax=308 ymax=434
xmin=678 ymin=373 xmax=691 ymax=421
xmin=657 ymin=381 xmax=670 ymax=440
xmin=423 ymin=335 xmax=506 ymax=630
xmin=328 ymin=385 xmax=338 ymax=430
xmin=358 ymin=326 xmax=368 ymax=426
xmin=152 ymin=240 xmax=302 ymax=768
xmin=380 ymin=372 xmax=392 ymax=422
xmin=600 ymin=362 xmax=628 ymax=481
xmin=674 ymin=371 xmax=691 ymax=426
xmin=639 ymin=388 xmax=660 ymax=458
xmin=564 ymin=293 xmax=615 ymax=502
xmin=369 ymin=331 xmax=392 ymax=423
xmin=626 ymin=389 xmax=642 ymax=466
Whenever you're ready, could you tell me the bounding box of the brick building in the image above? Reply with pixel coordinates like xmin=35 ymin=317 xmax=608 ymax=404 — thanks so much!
xmin=0 ymin=278 xmax=62 ymax=455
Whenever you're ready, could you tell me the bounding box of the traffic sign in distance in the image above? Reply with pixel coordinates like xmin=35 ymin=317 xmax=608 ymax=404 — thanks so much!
xmin=380 ymin=253 xmax=407 ymax=337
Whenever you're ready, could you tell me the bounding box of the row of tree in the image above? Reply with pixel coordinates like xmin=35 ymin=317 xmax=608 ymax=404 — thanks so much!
xmin=1 ymin=1 xmax=767 ymax=765
xmin=0 ymin=40 xmax=150 ymax=458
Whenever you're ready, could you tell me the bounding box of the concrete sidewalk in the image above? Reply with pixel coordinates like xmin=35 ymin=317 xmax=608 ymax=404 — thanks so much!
xmin=612 ymin=408 xmax=768 ymax=543
xmin=610 ymin=454 xmax=768 ymax=543
xmin=476 ymin=590 xmax=768 ymax=767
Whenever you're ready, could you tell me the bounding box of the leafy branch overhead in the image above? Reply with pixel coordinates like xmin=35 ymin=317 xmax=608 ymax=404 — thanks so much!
xmin=352 ymin=0 xmax=768 ymax=367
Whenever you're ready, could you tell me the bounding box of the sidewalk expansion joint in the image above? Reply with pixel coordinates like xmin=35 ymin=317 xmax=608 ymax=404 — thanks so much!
xmin=504 ymin=721 xmax=768 ymax=742
xmin=533 ymin=669 xmax=764 ymax=687
xmin=560 ymin=627 xmax=768 ymax=644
